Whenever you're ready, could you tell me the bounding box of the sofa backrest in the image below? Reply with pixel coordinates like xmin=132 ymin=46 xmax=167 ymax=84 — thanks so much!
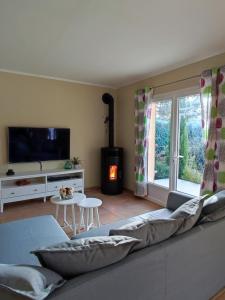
xmin=49 ymin=217 xmax=225 ymax=300
xmin=166 ymin=191 xmax=193 ymax=210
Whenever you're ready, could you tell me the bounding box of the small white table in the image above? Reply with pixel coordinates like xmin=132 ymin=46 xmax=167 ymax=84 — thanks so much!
xmin=78 ymin=198 xmax=102 ymax=231
xmin=50 ymin=193 xmax=86 ymax=235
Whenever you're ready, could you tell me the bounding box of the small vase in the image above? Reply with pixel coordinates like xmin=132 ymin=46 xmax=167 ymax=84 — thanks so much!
xmin=74 ymin=164 xmax=81 ymax=170
xmin=64 ymin=160 xmax=73 ymax=170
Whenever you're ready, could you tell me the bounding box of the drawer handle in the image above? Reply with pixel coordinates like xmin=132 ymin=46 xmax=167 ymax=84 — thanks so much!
xmin=55 ymin=186 xmax=58 ymax=189
xmin=10 ymin=192 xmax=15 ymax=195
xmin=33 ymin=189 xmax=38 ymax=192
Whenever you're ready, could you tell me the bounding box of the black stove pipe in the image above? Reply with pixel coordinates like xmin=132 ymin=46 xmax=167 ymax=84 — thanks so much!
xmin=102 ymin=93 xmax=114 ymax=148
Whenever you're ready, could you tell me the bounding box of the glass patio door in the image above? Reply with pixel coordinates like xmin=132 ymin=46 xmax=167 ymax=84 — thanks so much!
xmin=148 ymin=99 xmax=172 ymax=189
xmin=176 ymin=94 xmax=203 ymax=196
xmin=147 ymin=88 xmax=203 ymax=202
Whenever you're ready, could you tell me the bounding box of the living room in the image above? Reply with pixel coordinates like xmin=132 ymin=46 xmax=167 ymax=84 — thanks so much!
xmin=1 ymin=1 xmax=225 ymax=299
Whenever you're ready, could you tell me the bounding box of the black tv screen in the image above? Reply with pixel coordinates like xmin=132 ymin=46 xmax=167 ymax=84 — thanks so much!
xmin=8 ymin=127 xmax=70 ymax=163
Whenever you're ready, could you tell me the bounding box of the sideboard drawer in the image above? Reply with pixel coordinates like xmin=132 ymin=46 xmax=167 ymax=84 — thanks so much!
xmin=47 ymin=182 xmax=63 ymax=192
xmin=62 ymin=179 xmax=83 ymax=189
xmin=73 ymin=179 xmax=83 ymax=188
xmin=25 ymin=184 xmax=46 ymax=195
xmin=2 ymin=187 xmax=24 ymax=198
xmin=2 ymin=184 xmax=46 ymax=198
xmin=47 ymin=179 xmax=83 ymax=192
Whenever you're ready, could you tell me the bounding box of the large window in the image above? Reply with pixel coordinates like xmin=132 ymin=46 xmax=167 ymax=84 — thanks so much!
xmin=148 ymin=99 xmax=172 ymax=189
xmin=148 ymin=87 xmax=204 ymax=197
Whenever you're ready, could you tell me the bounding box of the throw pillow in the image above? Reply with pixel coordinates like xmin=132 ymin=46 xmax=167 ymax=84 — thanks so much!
xmin=170 ymin=196 xmax=205 ymax=235
xmin=109 ymin=218 xmax=182 ymax=251
xmin=200 ymin=190 xmax=225 ymax=224
xmin=32 ymin=236 xmax=140 ymax=279
xmin=0 ymin=264 xmax=65 ymax=300
xmin=200 ymin=208 xmax=225 ymax=223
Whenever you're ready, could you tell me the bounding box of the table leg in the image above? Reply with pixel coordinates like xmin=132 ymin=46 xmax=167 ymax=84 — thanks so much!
xmin=78 ymin=207 xmax=83 ymax=233
xmin=64 ymin=205 xmax=67 ymax=226
xmin=90 ymin=207 xmax=93 ymax=227
xmin=0 ymin=200 xmax=3 ymax=213
xmin=95 ymin=208 xmax=100 ymax=227
xmin=55 ymin=204 xmax=59 ymax=220
xmin=85 ymin=208 xmax=89 ymax=231
xmin=71 ymin=205 xmax=76 ymax=235
xmin=80 ymin=207 xmax=84 ymax=226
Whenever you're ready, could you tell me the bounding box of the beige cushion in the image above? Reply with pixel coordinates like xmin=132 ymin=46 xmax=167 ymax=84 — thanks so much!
xmin=110 ymin=218 xmax=182 ymax=251
xmin=32 ymin=236 xmax=140 ymax=279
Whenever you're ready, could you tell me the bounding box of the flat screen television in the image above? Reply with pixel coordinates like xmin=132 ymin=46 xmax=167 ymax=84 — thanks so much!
xmin=8 ymin=127 xmax=70 ymax=163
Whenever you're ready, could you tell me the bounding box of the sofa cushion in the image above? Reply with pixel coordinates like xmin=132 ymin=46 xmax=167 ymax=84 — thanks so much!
xmin=0 ymin=264 xmax=65 ymax=300
xmin=109 ymin=218 xmax=182 ymax=251
xmin=138 ymin=208 xmax=173 ymax=220
xmin=72 ymin=208 xmax=173 ymax=240
xmin=199 ymin=190 xmax=225 ymax=223
xmin=32 ymin=236 xmax=140 ymax=279
xmin=202 ymin=190 xmax=225 ymax=214
xmin=200 ymin=209 xmax=225 ymax=223
xmin=170 ymin=196 xmax=205 ymax=235
xmin=0 ymin=216 xmax=69 ymax=266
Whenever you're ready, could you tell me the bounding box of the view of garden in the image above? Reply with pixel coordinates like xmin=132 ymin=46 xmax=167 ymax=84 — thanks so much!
xmin=154 ymin=95 xmax=204 ymax=189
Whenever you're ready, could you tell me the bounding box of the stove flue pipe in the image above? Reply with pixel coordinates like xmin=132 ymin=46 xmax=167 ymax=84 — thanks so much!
xmin=102 ymin=93 xmax=114 ymax=148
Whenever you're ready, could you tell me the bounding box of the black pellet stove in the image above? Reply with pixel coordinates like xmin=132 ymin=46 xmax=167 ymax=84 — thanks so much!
xmin=101 ymin=93 xmax=123 ymax=195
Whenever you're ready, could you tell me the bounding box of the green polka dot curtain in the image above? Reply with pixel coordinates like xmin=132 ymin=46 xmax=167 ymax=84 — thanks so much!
xmin=134 ymin=87 xmax=153 ymax=197
xmin=200 ymin=66 xmax=225 ymax=195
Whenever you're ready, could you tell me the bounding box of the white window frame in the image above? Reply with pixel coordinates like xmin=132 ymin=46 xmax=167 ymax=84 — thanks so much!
xmin=147 ymin=85 xmax=200 ymax=206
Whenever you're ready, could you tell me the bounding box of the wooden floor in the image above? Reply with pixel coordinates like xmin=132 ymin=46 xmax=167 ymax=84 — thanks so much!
xmin=0 ymin=187 xmax=224 ymax=300
xmin=0 ymin=188 xmax=161 ymax=235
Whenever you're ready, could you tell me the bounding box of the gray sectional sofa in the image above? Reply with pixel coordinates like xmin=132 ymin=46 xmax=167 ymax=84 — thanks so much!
xmin=1 ymin=191 xmax=225 ymax=300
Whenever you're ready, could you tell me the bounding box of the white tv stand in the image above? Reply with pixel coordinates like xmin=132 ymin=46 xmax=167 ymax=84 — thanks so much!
xmin=0 ymin=169 xmax=84 ymax=213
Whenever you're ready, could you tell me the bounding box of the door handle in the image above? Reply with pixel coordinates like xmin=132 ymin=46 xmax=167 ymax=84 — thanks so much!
xmin=171 ymin=155 xmax=184 ymax=159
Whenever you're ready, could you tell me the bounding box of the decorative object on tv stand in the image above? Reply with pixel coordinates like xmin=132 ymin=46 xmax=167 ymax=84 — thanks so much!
xmin=64 ymin=160 xmax=73 ymax=170
xmin=59 ymin=187 xmax=74 ymax=200
xmin=37 ymin=161 xmax=43 ymax=171
xmin=72 ymin=157 xmax=81 ymax=169
xmin=6 ymin=169 xmax=15 ymax=176
xmin=16 ymin=179 xmax=31 ymax=186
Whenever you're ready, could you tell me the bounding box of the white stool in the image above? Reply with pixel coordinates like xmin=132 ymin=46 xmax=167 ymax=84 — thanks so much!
xmin=78 ymin=198 xmax=102 ymax=232
xmin=50 ymin=193 xmax=86 ymax=235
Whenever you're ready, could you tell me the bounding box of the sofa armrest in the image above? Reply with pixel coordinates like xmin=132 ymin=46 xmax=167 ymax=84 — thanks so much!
xmin=166 ymin=191 xmax=193 ymax=211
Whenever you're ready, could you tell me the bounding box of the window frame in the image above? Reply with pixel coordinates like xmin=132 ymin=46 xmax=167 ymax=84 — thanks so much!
xmin=147 ymin=85 xmax=201 ymax=205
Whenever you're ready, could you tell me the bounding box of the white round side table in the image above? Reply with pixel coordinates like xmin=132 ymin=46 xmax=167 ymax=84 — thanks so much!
xmin=78 ymin=198 xmax=102 ymax=231
xmin=50 ymin=193 xmax=86 ymax=235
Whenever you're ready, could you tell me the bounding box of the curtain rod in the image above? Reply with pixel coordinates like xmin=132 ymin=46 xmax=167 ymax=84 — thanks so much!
xmin=152 ymin=74 xmax=200 ymax=89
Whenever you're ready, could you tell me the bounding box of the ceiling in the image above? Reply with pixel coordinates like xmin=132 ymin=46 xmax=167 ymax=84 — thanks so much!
xmin=0 ymin=0 xmax=225 ymax=88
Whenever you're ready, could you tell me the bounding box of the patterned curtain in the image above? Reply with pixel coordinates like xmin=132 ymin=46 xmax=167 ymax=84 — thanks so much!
xmin=134 ymin=87 xmax=153 ymax=197
xmin=200 ymin=66 xmax=225 ymax=195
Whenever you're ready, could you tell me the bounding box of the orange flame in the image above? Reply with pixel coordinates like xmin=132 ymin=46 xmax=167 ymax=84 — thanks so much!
xmin=109 ymin=165 xmax=118 ymax=181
